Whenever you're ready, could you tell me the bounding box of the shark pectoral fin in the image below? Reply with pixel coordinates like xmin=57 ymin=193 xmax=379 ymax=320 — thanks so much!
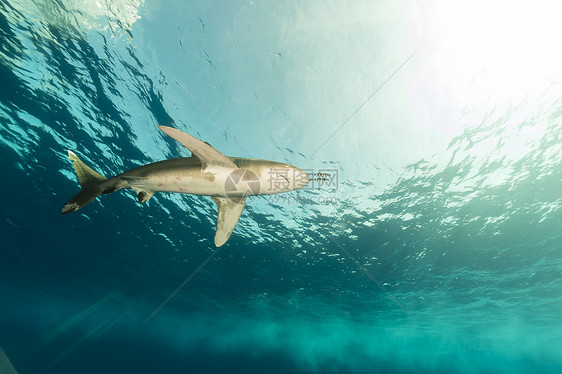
xmin=158 ymin=126 xmax=237 ymax=172
xmin=211 ymin=196 xmax=246 ymax=247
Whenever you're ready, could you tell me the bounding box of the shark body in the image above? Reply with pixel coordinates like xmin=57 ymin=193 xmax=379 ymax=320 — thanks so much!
xmin=61 ymin=126 xmax=310 ymax=246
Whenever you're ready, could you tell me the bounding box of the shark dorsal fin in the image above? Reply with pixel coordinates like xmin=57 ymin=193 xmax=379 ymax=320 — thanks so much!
xmin=211 ymin=196 xmax=246 ymax=246
xmin=158 ymin=126 xmax=237 ymax=172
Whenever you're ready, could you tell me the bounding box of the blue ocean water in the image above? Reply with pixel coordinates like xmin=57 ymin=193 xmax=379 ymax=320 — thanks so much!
xmin=1 ymin=0 xmax=561 ymax=373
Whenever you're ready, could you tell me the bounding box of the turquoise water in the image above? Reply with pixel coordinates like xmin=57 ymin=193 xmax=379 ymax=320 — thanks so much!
xmin=1 ymin=0 xmax=561 ymax=373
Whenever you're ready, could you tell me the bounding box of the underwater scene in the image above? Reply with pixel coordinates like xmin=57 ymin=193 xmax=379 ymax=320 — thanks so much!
xmin=1 ymin=0 xmax=561 ymax=373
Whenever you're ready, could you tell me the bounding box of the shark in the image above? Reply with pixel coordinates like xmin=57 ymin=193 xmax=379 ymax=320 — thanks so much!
xmin=61 ymin=126 xmax=310 ymax=246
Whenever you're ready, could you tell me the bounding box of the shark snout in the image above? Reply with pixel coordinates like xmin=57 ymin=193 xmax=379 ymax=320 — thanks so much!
xmin=293 ymin=168 xmax=310 ymax=190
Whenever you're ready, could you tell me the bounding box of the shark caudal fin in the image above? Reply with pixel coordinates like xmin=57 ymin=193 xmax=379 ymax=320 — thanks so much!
xmin=61 ymin=150 xmax=108 ymax=214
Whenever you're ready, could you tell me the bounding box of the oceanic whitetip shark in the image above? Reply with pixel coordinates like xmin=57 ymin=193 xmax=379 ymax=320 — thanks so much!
xmin=61 ymin=126 xmax=310 ymax=246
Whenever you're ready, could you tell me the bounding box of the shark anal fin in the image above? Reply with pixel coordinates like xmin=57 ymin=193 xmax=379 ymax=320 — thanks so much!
xmin=121 ymin=176 xmax=155 ymax=203
xmin=136 ymin=190 xmax=155 ymax=203
xmin=158 ymin=126 xmax=237 ymax=172
xmin=211 ymin=196 xmax=246 ymax=247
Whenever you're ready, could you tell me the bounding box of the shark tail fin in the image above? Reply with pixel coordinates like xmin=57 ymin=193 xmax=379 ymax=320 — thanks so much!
xmin=61 ymin=150 xmax=108 ymax=214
